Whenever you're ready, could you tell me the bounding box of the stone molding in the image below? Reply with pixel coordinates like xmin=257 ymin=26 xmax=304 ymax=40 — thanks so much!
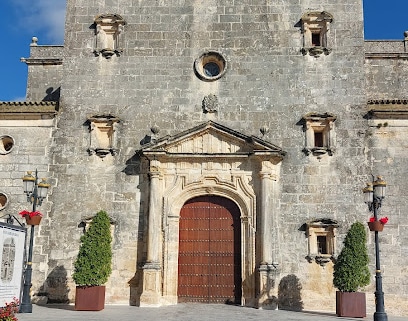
xmin=86 ymin=114 xmax=120 ymax=157
xmin=94 ymin=14 xmax=126 ymax=59
xmin=138 ymin=121 xmax=285 ymax=307
xmin=366 ymin=100 xmax=408 ymax=119
xmin=0 ymin=101 xmax=58 ymax=120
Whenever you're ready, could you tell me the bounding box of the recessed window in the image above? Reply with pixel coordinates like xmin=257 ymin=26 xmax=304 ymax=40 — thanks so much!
xmin=194 ymin=51 xmax=227 ymax=82
xmin=317 ymin=235 xmax=327 ymax=254
xmin=306 ymin=219 xmax=338 ymax=266
xmin=300 ymin=112 xmax=336 ymax=157
xmin=300 ymin=11 xmax=333 ymax=57
xmin=94 ymin=14 xmax=126 ymax=59
xmin=203 ymin=62 xmax=220 ymax=77
xmin=87 ymin=115 xmax=120 ymax=158
xmin=314 ymin=131 xmax=324 ymax=148
xmin=311 ymin=33 xmax=321 ymax=47
xmin=0 ymin=135 xmax=15 ymax=155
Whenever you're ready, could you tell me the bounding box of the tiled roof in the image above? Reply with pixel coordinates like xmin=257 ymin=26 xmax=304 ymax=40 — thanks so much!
xmin=0 ymin=101 xmax=59 ymax=113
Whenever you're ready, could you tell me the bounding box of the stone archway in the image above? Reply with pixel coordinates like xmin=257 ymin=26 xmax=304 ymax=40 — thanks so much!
xmin=178 ymin=195 xmax=242 ymax=304
xmin=138 ymin=121 xmax=285 ymax=307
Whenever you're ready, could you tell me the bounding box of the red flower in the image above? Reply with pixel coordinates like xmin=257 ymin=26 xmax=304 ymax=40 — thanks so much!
xmin=369 ymin=216 xmax=388 ymax=225
xmin=29 ymin=211 xmax=43 ymax=218
xmin=19 ymin=210 xmax=43 ymax=218
xmin=18 ymin=210 xmax=30 ymax=218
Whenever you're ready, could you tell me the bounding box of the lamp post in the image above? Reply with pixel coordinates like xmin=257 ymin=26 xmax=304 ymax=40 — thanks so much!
xmin=20 ymin=170 xmax=49 ymax=313
xmin=363 ymin=176 xmax=388 ymax=321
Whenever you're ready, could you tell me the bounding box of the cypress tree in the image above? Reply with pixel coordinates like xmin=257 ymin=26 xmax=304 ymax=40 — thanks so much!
xmin=72 ymin=210 xmax=112 ymax=286
xmin=333 ymin=222 xmax=370 ymax=292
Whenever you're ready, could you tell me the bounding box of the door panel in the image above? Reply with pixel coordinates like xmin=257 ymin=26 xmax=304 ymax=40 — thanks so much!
xmin=178 ymin=196 xmax=242 ymax=304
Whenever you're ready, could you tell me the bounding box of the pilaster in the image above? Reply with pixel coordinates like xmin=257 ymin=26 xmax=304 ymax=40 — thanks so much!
xmin=140 ymin=159 xmax=163 ymax=306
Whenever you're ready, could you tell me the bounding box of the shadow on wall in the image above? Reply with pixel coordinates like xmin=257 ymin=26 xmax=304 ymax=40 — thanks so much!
xmin=43 ymin=87 xmax=61 ymax=102
xmin=278 ymin=274 xmax=304 ymax=311
xmin=36 ymin=265 xmax=70 ymax=304
xmin=123 ymin=153 xmax=147 ymax=306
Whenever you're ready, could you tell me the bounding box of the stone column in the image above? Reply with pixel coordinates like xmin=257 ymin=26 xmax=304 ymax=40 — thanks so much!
xmin=258 ymin=160 xmax=279 ymax=309
xmin=140 ymin=159 xmax=162 ymax=306
xmin=259 ymin=169 xmax=273 ymax=265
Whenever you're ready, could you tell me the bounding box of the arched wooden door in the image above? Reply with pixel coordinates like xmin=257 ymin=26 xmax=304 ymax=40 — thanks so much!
xmin=178 ymin=196 xmax=242 ymax=304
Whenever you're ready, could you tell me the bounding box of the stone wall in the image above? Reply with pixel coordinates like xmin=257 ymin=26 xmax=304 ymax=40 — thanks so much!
xmin=2 ymin=0 xmax=407 ymax=316
xmin=0 ymin=110 xmax=56 ymax=299
xmin=50 ymin=0 xmax=369 ymax=309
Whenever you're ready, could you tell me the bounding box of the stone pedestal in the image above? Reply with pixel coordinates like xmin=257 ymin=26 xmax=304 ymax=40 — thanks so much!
xmin=258 ymin=263 xmax=279 ymax=309
xmin=139 ymin=263 xmax=161 ymax=306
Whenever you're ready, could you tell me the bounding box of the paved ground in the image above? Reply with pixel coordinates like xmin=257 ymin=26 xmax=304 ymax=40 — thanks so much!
xmin=16 ymin=304 xmax=408 ymax=321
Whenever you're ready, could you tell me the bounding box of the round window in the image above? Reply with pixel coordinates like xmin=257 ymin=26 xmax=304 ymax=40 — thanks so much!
xmin=0 ymin=193 xmax=9 ymax=211
xmin=0 ymin=136 xmax=15 ymax=155
xmin=203 ymin=62 xmax=220 ymax=77
xmin=194 ymin=51 xmax=227 ymax=81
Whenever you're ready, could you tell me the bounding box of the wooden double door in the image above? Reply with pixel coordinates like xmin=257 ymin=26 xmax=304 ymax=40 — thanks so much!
xmin=178 ymin=196 xmax=242 ymax=304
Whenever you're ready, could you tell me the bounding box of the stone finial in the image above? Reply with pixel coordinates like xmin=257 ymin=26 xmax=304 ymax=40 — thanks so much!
xmin=260 ymin=125 xmax=269 ymax=137
xmin=31 ymin=37 xmax=38 ymax=46
xmin=151 ymin=124 xmax=160 ymax=135
xmin=404 ymin=31 xmax=408 ymax=40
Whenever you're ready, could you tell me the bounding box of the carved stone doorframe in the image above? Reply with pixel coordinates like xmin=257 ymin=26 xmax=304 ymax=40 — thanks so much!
xmin=137 ymin=121 xmax=285 ymax=307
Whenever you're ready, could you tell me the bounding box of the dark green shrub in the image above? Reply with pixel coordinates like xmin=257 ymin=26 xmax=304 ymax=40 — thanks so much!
xmin=72 ymin=210 xmax=112 ymax=286
xmin=333 ymin=222 xmax=370 ymax=292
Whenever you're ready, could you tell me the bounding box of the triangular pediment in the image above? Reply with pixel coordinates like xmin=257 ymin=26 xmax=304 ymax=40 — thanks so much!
xmin=139 ymin=121 xmax=285 ymax=158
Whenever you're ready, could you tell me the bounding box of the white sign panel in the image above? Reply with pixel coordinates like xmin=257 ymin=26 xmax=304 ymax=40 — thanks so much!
xmin=0 ymin=223 xmax=26 ymax=305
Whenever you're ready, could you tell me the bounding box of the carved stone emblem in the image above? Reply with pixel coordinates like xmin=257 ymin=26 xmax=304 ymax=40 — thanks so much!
xmin=202 ymin=94 xmax=218 ymax=113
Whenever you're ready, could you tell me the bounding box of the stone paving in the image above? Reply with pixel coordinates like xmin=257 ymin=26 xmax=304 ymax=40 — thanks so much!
xmin=16 ymin=304 xmax=408 ymax=321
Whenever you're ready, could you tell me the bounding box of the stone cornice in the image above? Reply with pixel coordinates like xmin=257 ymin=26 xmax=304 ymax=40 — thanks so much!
xmin=20 ymin=58 xmax=63 ymax=65
xmin=368 ymin=99 xmax=408 ymax=105
xmin=365 ymin=52 xmax=408 ymax=59
xmin=0 ymin=101 xmax=59 ymax=119
xmin=366 ymin=99 xmax=408 ymax=119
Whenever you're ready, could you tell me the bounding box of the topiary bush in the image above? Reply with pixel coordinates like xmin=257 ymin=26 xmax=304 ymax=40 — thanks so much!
xmin=72 ymin=210 xmax=112 ymax=286
xmin=333 ymin=222 xmax=370 ymax=292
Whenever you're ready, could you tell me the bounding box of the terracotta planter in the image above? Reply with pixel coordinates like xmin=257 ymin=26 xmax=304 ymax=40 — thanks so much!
xmin=367 ymin=221 xmax=384 ymax=232
xmin=336 ymin=291 xmax=366 ymax=317
xmin=25 ymin=216 xmax=42 ymax=225
xmin=75 ymin=285 xmax=105 ymax=311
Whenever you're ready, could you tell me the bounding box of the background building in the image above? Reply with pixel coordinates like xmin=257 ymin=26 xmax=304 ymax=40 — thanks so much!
xmin=0 ymin=0 xmax=407 ymax=315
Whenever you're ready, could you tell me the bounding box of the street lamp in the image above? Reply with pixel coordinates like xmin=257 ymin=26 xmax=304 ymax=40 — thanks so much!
xmin=363 ymin=176 xmax=388 ymax=321
xmin=20 ymin=170 xmax=50 ymax=313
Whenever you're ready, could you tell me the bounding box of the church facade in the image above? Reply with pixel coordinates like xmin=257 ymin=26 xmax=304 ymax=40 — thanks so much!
xmin=1 ymin=0 xmax=408 ymax=315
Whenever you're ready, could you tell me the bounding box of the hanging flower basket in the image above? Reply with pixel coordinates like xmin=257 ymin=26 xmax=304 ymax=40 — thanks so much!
xmin=367 ymin=221 xmax=384 ymax=232
xmin=367 ymin=217 xmax=388 ymax=232
xmin=19 ymin=210 xmax=43 ymax=225
xmin=25 ymin=215 xmax=42 ymax=225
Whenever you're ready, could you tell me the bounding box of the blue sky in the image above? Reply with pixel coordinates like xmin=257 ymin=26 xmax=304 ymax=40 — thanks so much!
xmin=0 ymin=0 xmax=407 ymax=102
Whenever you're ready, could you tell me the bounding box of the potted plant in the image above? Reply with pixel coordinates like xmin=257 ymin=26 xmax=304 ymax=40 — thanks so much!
xmin=19 ymin=210 xmax=43 ymax=225
xmin=333 ymin=222 xmax=370 ymax=317
xmin=72 ymin=210 xmax=112 ymax=311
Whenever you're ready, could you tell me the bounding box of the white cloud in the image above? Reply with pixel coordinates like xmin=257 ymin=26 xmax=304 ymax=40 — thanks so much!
xmin=11 ymin=0 xmax=66 ymax=44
